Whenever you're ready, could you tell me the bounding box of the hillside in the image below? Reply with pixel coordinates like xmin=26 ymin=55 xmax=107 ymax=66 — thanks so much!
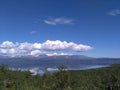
xmin=0 ymin=64 xmax=120 ymax=90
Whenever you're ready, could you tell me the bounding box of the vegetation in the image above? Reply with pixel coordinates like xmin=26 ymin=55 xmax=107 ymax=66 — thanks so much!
xmin=0 ymin=64 xmax=120 ymax=90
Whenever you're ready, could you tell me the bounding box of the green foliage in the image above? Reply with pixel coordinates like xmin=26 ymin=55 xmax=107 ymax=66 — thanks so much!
xmin=0 ymin=64 xmax=120 ymax=90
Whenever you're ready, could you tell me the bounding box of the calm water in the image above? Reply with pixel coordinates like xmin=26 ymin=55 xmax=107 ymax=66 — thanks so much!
xmin=0 ymin=58 xmax=120 ymax=75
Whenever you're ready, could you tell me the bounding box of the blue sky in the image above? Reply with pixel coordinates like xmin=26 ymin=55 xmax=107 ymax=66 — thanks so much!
xmin=0 ymin=0 xmax=120 ymax=57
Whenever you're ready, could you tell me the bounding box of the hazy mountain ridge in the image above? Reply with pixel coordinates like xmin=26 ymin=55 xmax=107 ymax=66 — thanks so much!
xmin=0 ymin=55 xmax=120 ymax=69
xmin=0 ymin=54 xmax=92 ymax=60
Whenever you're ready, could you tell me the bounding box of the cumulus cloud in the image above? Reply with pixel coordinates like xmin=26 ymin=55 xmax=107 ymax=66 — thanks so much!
xmin=19 ymin=42 xmax=33 ymax=51
xmin=0 ymin=40 xmax=92 ymax=57
xmin=42 ymin=40 xmax=92 ymax=51
xmin=108 ymin=9 xmax=120 ymax=16
xmin=33 ymin=43 xmax=42 ymax=49
xmin=0 ymin=41 xmax=15 ymax=48
xmin=44 ymin=17 xmax=74 ymax=25
xmin=30 ymin=50 xmax=42 ymax=56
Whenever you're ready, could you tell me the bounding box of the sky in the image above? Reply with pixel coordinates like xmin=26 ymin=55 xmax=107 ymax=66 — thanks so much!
xmin=0 ymin=0 xmax=120 ymax=57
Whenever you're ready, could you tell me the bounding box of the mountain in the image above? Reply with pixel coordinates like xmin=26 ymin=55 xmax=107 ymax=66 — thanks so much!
xmin=0 ymin=55 xmax=92 ymax=60
xmin=0 ymin=55 xmax=120 ymax=70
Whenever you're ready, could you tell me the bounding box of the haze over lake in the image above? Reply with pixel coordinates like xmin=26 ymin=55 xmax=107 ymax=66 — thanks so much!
xmin=0 ymin=55 xmax=120 ymax=75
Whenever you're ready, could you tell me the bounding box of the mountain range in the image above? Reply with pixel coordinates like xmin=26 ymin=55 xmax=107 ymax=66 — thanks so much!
xmin=0 ymin=55 xmax=120 ymax=69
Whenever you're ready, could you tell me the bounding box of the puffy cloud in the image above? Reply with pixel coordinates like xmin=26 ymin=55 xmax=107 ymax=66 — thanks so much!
xmin=42 ymin=40 xmax=68 ymax=50
xmin=33 ymin=43 xmax=42 ymax=49
xmin=0 ymin=48 xmax=16 ymax=56
xmin=41 ymin=40 xmax=92 ymax=51
xmin=108 ymin=9 xmax=120 ymax=16
xmin=0 ymin=40 xmax=92 ymax=57
xmin=0 ymin=41 xmax=15 ymax=48
xmin=19 ymin=42 xmax=33 ymax=51
xmin=44 ymin=17 xmax=74 ymax=25
xmin=30 ymin=50 xmax=42 ymax=56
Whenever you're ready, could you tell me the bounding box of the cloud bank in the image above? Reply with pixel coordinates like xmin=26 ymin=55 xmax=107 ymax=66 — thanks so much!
xmin=108 ymin=9 xmax=120 ymax=16
xmin=44 ymin=17 xmax=74 ymax=25
xmin=0 ymin=40 xmax=92 ymax=57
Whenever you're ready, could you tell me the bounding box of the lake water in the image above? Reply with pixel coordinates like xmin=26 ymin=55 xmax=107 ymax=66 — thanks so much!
xmin=0 ymin=58 xmax=120 ymax=75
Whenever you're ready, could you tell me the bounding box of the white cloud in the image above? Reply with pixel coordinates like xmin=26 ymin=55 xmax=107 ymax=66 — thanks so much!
xmin=30 ymin=50 xmax=42 ymax=56
xmin=33 ymin=43 xmax=42 ymax=49
xmin=46 ymin=52 xmax=71 ymax=56
xmin=0 ymin=40 xmax=92 ymax=57
xmin=30 ymin=31 xmax=37 ymax=35
xmin=42 ymin=40 xmax=92 ymax=51
xmin=44 ymin=17 xmax=74 ymax=25
xmin=0 ymin=48 xmax=16 ymax=56
xmin=19 ymin=42 xmax=33 ymax=51
xmin=29 ymin=67 xmax=40 ymax=75
xmin=44 ymin=20 xmax=56 ymax=25
xmin=108 ymin=9 xmax=120 ymax=16
xmin=0 ymin=41 xmax=15 ymax=48
xmin=46 ymin=68 xmax=59 ymax=72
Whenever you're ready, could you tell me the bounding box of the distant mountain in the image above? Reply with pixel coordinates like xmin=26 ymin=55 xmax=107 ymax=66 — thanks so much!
xmin=0 ymin=55 xmax=93 ymax=60
xmin=0 ymin=55 xmax=120 ymax=69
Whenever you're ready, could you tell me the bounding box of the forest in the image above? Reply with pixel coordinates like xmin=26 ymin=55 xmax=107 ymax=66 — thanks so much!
xmin=0 ymin=64 xmax=120 ymax=90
